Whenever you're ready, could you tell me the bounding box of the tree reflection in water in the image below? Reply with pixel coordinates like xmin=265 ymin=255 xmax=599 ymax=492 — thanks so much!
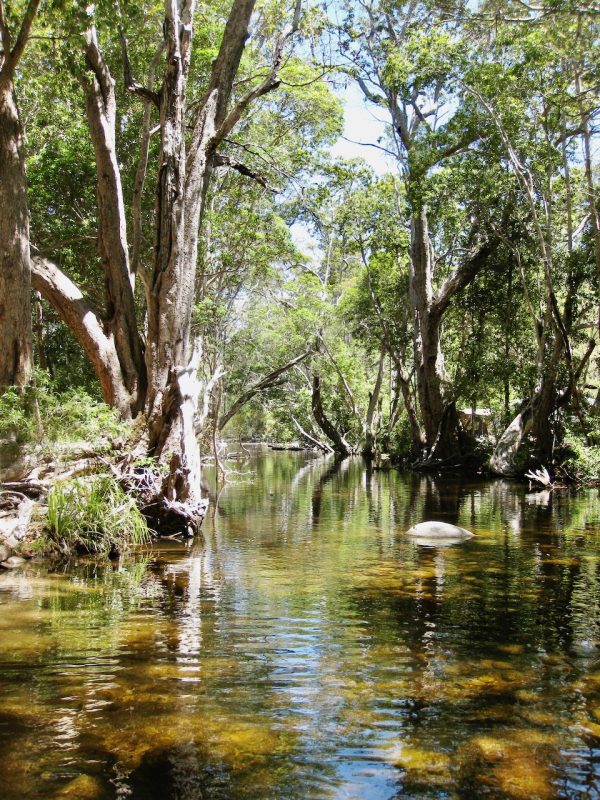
xmin=0 ymin=448 xmax=599 ymax=799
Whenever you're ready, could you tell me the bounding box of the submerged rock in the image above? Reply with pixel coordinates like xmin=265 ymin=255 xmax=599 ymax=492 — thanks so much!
xmin=406 ymin=521 xmax=474 ymax=543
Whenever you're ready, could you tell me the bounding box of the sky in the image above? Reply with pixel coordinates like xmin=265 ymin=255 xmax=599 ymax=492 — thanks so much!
xmin=290 ymin=83 xmax=396 ymax=257
xmin=329 ymin=83 xmax=396 ymax=175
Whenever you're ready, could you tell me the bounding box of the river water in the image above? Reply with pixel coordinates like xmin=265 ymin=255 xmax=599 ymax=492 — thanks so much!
xmin=1 ymin=449 xmax=600 ymax=799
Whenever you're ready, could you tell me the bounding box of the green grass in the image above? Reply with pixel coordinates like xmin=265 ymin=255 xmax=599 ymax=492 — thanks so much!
xmin=45 ymin=475 xmax=152 ymax=558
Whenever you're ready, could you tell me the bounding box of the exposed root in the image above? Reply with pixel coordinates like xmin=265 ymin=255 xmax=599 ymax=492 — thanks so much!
xmin=115 ymin=455 xmax=208 ymax=537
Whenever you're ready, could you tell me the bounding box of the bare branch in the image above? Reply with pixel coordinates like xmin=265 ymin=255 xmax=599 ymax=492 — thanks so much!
xmin=291 ymin=415 xmax=333 ymax=452
xmin=213 ymin=152 xmax=275 ymax=190
xmin=356 ymin=75 xmax=386 ymax=105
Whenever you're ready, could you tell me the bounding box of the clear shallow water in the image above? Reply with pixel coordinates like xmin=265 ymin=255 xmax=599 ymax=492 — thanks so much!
xmin=1 ymin=449 xmax=600 ymax=799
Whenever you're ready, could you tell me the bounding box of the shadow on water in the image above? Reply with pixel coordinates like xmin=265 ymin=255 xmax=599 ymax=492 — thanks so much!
xmin=1 ymin=448 xmax=600 ymax=799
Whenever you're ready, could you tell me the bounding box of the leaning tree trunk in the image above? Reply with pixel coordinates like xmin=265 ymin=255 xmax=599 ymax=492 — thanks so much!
xmin=490 ymin=336 xmax=564 ymax=476
xmin=312 ymin=375 xmax=353 ymax=456
xmin=0 ymin=76 xmax=32 ymax=390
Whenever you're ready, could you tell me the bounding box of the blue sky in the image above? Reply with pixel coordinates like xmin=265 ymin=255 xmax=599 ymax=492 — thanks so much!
xmin=290 ymin=83 xmax=395 ymax=256
xmin=330 ymin=84 xmax=395 ymax=174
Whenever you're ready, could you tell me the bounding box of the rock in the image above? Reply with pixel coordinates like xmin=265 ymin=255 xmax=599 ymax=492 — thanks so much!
xmin=56 ymin=774 xmax=106 ymax=799
xmin=0 ymin=556 xmax=27 ymax=569
xmin=406 ymin=521 xmax=474 ymax=543
xmin=0 ymin=498 xmax=34 ymax=544
xmin=0 ymin=543 xmax=11 ymax=562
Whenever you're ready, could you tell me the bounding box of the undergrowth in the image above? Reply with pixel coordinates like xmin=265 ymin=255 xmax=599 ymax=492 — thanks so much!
xmin=557 ymin=435 xmax=600 ymax=485
xmin=44 ymin=475 xmax=152 ymax=558
xmin=0 ymin=370 xmax=125 ymax=452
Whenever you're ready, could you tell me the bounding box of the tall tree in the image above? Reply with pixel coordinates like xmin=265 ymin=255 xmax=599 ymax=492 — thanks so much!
xmin=30 ymin=0 xmax=302 ymax=529
xmin=0 ymin=0 xmax=40 ymax=390
xmin=337 ymin=0 xmax=503 ymax=460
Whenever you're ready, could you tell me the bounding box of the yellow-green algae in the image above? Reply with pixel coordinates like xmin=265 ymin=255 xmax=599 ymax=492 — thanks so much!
xmin=1 ymin=454 xmax=600 ymax=799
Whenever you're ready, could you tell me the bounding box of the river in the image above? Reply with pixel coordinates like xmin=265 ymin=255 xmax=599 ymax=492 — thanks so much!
xmin=1 ymin=448 xmax=599 ymax=798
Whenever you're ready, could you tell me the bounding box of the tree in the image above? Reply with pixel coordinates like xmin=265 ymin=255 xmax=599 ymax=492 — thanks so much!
xmin=28 ymin=0 xmax=304 ymax=530
xmin=335 ymin=0 xmax=508 ymax=461
xmin=0 ymin=0 xmax=40 ymax=390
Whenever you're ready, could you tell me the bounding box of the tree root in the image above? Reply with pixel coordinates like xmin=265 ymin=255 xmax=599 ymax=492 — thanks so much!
xmin=115 ymin=457 xmax=208 ymax=537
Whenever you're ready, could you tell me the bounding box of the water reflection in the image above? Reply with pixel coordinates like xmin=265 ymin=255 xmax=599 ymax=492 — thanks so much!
xmin=0 ymin=448 xmax=599 ymax=799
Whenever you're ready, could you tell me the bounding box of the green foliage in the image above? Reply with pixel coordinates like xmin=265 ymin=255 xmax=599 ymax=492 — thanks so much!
xmin=45 ymin=475 xmax=151 ymax=557
xmin=0 ymin=372 xmax=125 ymax=450
xmin=558 ymin=436 xmax=600 ymax=485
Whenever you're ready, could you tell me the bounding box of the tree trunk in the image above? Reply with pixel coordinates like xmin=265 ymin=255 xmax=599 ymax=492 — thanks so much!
xmin=30 ymin=255 xmax=132 ymax=412
xmin=82 ymin=29 xmax=146 ymax=417
xmin=490 ymin=337 xmax=563 ymax=476
xmin=0 ymin=78 xmax=32 ymax=390
xmin=311 ymin=375 xmax=353 ymax=456
xmin=362 ymin=349 xmax=385 ymax=457
xmin=409 ymin=207 xmax=447 ymax=449
xmin=143 ymin=0 xmax=257 ymax=513
xmin=408 ymin=205 xmax=497 ymax=462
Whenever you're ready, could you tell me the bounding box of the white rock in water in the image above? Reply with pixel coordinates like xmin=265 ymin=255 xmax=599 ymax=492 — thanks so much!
xmin=406 ymin=521 xmax=474 ymax=540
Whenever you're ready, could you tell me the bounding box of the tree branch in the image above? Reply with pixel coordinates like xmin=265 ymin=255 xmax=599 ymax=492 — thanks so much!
xmin=318 ymin=334 xmax=361 ymax=421
xmin=10 ymin=0 xmax=39 ymax=65
xmin=213 ymin=153 xmax=275 ymax=190
xmin=219 ymin=348 xmax=312 ymax=430
xmin=432 ymin=238 xmax=497 ymax=320
xmin=212 ymin=0 xmax=302 ymax=146
xmin=30 ymin=254 xmax=132 ymax=414
xmin=119 ymin=29 xmax=161 ymax=108
xmin=291 ymin=415 xmax=333 ymax=452
xmin=0 ymin=0 xmax=40 ymax=79
xmin=0 ymin=1 xmax=11 ymax=67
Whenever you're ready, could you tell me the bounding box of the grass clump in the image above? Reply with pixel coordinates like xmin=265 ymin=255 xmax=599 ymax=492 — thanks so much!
xmin=45 ymin=475 xmax=152 ymax=558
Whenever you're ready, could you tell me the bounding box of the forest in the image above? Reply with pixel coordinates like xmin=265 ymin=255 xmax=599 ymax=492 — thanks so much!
xmin=1 ymin=0 xmax=600 ymax=531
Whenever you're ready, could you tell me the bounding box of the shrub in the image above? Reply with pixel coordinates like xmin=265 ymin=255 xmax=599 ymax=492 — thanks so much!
xmin=557 ymin=435 xmax=600 ymax=485
xmin=0 ymin=371 xmax=125 ymax=451
xmin=45 ymin=475 xmax=152 ymax=557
